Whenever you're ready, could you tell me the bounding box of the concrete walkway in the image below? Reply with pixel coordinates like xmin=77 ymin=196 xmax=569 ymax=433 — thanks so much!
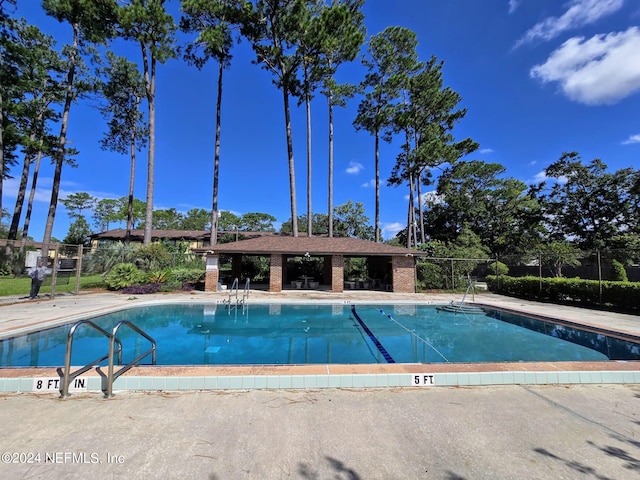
xmin=1 ymin=384 xmax=639 ymax=479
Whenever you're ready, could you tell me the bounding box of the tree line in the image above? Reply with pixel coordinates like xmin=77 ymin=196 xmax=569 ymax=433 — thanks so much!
xmin=60 ymin=191 xmax=373 ymax=245
xmin=1 ymin=1 xmax=638 ymax=267
xmin=1 ymin=1 xmax=475 ymax=251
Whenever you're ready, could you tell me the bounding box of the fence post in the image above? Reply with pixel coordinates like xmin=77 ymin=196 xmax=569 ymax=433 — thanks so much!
xmin=74 ymin=244 xmax=83 ymax=294
xmin=50 ymin=243 xmax=60 ymax=299
xmin=451 ymin=259 xmax=455 ymax=290
xmin=597 ymin=249 xmax=602 ymax=305
xmin=539 ymin=252 xmax=542 ymax=298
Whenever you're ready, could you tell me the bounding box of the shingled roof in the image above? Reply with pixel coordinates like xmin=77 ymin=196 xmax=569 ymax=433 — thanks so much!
xmin=194 ymin=236 xmax=416 ymax=256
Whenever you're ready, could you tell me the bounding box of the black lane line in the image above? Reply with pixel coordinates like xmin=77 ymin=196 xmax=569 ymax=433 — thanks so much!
xmin=350 ymin=305 xmax=395 ymax=363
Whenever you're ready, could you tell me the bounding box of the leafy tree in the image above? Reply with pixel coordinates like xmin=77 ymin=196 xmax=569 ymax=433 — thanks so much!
xmin=425 ymin=160 xmax=542 ymax=256
xmin=217 ymin=210 xmax=241 ymax=231
xmin=239 ymin=212 xmax=276 ymax=231
xmin=538 ymin=152 xmax=635 ymax=250
xmin=93 ymin=198 xmax=119 ymax=231
xmin=152 ymin=207 xmax=183 ymax=229
xmin=314 ymin=0 xmax=364 ymax=238
xmin=40 ymin=0 xmax=118 ymax=257
xmin=3 ymin=19 xmax=65 ymax=241
xmin=63 ymin=216 xmax=91 ymax=245
xmin=60 ymin=191 xmax=96 ymax=219
xmin=388 ymin=56 xmax=477 ymax=248
xmin=280 ymin=212 xmax=328 ymax=235
xmin=539 ymin=240 xmax=581 ymax=278
xmin=180 ymin=0 xmax=245 ymax=244
xmin=182 ymin=208 xmax=211 ymax=230
xmin=245 ymin=0 xmax=307 ymax=236
xmin=354 ymin=26 xmax=419 ymax=242
xmin=295 ymin=0 xmax=323 ymax=236
xmin=333 ymin=200 xmax=374 ymax=240
xmin=0 ymin=1 xmax=18 ymax=221
xmin=118 ymin=0 xmax=178 ymax=245
xmin=98 ymin=51 xmax=148 ymax=242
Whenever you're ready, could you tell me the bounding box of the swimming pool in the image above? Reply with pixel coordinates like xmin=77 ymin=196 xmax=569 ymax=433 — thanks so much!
xmin=1 ymin=303 xmax=639 ymax=368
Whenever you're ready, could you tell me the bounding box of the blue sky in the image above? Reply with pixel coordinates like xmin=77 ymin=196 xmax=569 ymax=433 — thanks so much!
xmin=4 ymin=0 xmax=640 ymax=241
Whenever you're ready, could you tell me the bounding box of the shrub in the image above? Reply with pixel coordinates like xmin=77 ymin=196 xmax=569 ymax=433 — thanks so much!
xmin=135 ymin=243 xmax=171 ymax=271
xmin=147 ymin=270 xmax=171 ymax=284
xmin=104 ymin=263 xmax=145 ymax=290
xmin=120 ymin=283 xmax=162 ymax=295
xmin=417 ymin=262 xmax=446 ymax=289
xmin=487 ymin=261 xmax=509 ymax=276
xmin=610 ymin=259 xmax=628 ymax=282
xmin=486 ymin=274 xmax=640 ymax=312
xmin=171 ymin=267 xmax=205 ymax=286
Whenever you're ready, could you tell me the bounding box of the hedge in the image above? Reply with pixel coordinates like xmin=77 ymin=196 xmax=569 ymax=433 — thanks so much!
xmin=486 ymin=275 xmax=640 ymax=311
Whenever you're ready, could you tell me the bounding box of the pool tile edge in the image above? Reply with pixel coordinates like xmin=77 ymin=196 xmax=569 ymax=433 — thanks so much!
xmin=2 ymin=370 xmax=640 ymax=394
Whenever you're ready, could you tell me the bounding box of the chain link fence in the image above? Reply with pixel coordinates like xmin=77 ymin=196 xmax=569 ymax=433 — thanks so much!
xmin=495 ymin=248 xmax=640 ymax=283
xmin=0 ymin=239 xmax=85 ymax=304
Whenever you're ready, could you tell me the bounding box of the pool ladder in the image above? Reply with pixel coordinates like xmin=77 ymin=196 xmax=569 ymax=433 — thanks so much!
xmin=60 ymin=319 xmax=156 ymax=398
xmin=224 ymin=277 xmax=250 ymax=313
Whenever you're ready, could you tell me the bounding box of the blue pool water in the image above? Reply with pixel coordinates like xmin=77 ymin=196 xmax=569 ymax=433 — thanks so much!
xmin=1 ymin=303 xmax=639 ymax=368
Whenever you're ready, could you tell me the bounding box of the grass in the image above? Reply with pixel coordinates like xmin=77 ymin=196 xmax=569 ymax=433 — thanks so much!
xmin=0 ymin=274 xmax=105 ymax=297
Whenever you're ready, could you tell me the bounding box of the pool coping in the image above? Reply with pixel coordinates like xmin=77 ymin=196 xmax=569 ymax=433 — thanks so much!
xmin=1 ymin=294 xmax=639 ymax=394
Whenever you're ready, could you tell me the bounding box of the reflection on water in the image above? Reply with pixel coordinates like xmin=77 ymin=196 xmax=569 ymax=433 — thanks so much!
xmin=1 ymin=303 xmax=638 ymax=367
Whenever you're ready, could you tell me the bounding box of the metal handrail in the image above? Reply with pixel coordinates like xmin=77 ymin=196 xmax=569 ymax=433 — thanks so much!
xmin=242 ymin=278 xmax=250 ymax=303
xmin=226 ymin=277 xmax=239 ymax=310
xmin=106 ymin=320 xmax=156 ymax=397
xmin=241 ymin=278 xmax=250 ymax=313
xmin=61 ymin=320 xmax=122 ymax=398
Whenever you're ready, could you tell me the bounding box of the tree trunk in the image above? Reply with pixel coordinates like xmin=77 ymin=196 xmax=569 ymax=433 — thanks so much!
xmin=374 ymin=129 xmax=380 ymax=242
xmin=406 ymin=171 xmax=416 ymax=249
xmin=327 ymin=92 xmax=334 ymax=238
xmin=0 ymin=75 xmax=4 ymax=222
xmin=211 ymin=60 xmax=223 ymax=246
xmin=21 ymin=148 xmax=43 ymax=248
xmin=305 ymin=67 xmax=312 ymax=237
xmin=126 ymin=96 xmax=140 ymax=244
xmin=41 ymin=22 xmax=78 ymax=258
xmin=417 ymin=168 xmax=425 ymax=244
xmin=282 ymin=85 xmax=298 ymax=237
xmin=142 ymin=42 xmax=156 ymax=246
xmin=7 ymin=150 xmax=32 ymax=240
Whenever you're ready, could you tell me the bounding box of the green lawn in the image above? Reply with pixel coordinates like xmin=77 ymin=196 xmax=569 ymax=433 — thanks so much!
xmin=0 ymin=274 xmax=105 ymax=297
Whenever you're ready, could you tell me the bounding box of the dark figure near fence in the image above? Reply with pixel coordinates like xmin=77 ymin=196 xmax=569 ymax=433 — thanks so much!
xmin=29 ymin=261 xmax=48 ymax=299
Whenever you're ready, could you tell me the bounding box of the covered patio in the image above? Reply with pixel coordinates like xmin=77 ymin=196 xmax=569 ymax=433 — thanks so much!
xmin=194 ymin=236 xmax=417 ymax=293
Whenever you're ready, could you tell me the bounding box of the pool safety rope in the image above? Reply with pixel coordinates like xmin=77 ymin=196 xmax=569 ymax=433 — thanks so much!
xmin=374 ymin=306 xmax=450 ymax=363
xmin=350 ymin=305 xmax=395 ymax=363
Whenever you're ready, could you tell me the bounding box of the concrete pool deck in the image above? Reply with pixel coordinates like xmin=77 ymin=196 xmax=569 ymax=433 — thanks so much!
xmin=1 ymin=291 xmax=640 ymax=479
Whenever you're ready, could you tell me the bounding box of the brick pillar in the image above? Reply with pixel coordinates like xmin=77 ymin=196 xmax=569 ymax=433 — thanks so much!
xmin=331 ymin=254 xmax=344 ymax=292
xmin=392 ymin=255 xmax=416 ymax=293
xmin=204 ymin=254 xmax=220 ymax=292
xmin=269 ymin=253 xmax=283 ymax=292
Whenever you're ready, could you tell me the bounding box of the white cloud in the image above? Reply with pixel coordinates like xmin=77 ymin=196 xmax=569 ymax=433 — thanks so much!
xmin=345 ymin=161 xmax=364 ymax=174
xmin=530 ymin=27 xmax=640 ymax=105
xmin=622 ymin=133 xmax=640 ymax=145
xmin=421 ymin=191 xmax=443 ymax=205
xmin=529 ymin=171 xmax=568 ymax=184
xmin=515 ymin=0 xmax=624 ymax=48
xmin=479 ymin=148 xmax=494 ymax=154
xmin=528 ymin=160 xmax=537 ymax=166
xmin=381 ymin=222 xmax=404 ymax=239
xmin=508 ymin=0 xmax=521 ymax=14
